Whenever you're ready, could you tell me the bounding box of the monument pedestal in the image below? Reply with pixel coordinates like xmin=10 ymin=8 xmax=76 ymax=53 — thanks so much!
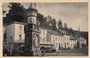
xmin=32 ymin=47 xmax=42 ymax=56
xmin=24 ymin=47 xmax=41 ymax=56
xmin=24 ymin=24 xmax=41 ymax=56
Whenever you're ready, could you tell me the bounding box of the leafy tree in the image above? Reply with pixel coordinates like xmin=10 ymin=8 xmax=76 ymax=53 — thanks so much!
xmin=69 ymin=28 xmax=75 ymax=35
xmin=37 ymin=13 xmax=46 ymax=27
xmin=3 ymin=3 xmax=27 ymax=24
xmin=52 ymin=18 xmax=57 ymax=30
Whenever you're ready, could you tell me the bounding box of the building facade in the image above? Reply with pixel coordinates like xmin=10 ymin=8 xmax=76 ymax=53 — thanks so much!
xmin=3 ymin=21 xmax=87 ymax=51
xmin=5 ymin=22 xmax=25 ymax=44
xmin=39 ymin=28 xmax=79 ymax=51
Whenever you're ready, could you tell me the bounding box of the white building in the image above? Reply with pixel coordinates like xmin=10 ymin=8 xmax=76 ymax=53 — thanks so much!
xmin=4 ymin=21 xmax=25 ymax=44
xmin=39 ymin=28 xmax=48 ymax=44
xmin=39 ymin=28 xmax=79 ymax=51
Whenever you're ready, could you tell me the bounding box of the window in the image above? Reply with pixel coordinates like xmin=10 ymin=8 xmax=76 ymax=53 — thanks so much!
xmin=33 ymin=18 xmax=36 ymax=24
xmin=30 ymin=19 xmax=32 ymax=23
xmin=56 ymin=43 xmax=57 ymax=46
xmin=67 ymin=37 xmax=69 ymax=40
xmin=53 ymin=38 xmax=55 ymax=42
xmin=4 ymin=32 xmax=6 ymax=40
xmin=19 ymin=26 xmax=22 ymax=31
xmin=19 ymin=35 xmax=22 ymax=40
xmin=66 ymin=37 xmax=68 ymax=41
xmin=60 ymin=37 xmax=61 ymax=41
xmin=43 ymin=31 xmax=45 ymax=35
xmin=61 ymin=37 xmax=62 ymax=41
xmin=61 ymin=43 xmax=62 ymax=46
xmin=67 ymin=38 xmax=68 ymax=41
xmin=10 ymin=36 xmax=12 ymax=41
xmin=28 ymin=17 xmax=32 ymax=23
xmin=56 ymin=37 xmax=57 ymax=41
xmin=65 ymin=37 xmax=66 ymax=41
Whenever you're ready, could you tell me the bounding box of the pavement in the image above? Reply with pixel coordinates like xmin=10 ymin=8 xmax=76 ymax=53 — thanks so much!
xmin=44 ymin=47 xmax=88 ymax=56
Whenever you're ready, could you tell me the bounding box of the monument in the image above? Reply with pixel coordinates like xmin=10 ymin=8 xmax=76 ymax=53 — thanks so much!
xmin=24 ymin=3 xmax=41 ymax=56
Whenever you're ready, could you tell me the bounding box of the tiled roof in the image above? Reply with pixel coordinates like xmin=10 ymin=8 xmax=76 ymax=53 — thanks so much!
xmin=70 ymin=35 xmax=77 ymax=40
xmin=59 ymin=29 xmax=68 ymax=35
xmin=4 ymin=21 xmax=26 ymax=26
xmin=47 ymin=29 xmax=63 ymax=36
xmin=40 ymin=27 xmax=66 ymax=36
xmin=80 ymin=37 xmax=86 ymax=40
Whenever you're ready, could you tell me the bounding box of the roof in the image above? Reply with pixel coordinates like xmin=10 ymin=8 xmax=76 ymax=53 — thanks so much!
xmin=47 ymin=29 xmax=63 ymax=36
xmin=80 ymin=37 xmax=86 ymax=40
xmin=28 ymin=3 xmax=36 ymax=9
xmin=27 ymin=3 xmax=37 ymax=12
xmin=40 ymin=27 xmax=66 ymax=36
xmin=70 ymin=35 xmax=77 ymax=40
xmin=4 ymin=21 xmax=26 ymax=26
xmin=59 ymin=29 xmax=68 ymax=35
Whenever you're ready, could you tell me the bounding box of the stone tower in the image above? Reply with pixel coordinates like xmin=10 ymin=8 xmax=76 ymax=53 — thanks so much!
xmin=24 ymin=3 xmax=41 ymax=56
xmin=27 ymin=3 xmax=37 ymax=24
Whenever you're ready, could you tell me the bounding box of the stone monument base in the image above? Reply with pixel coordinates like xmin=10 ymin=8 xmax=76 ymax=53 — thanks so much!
xmin=24 ymin=48 xmax=41 ymax=56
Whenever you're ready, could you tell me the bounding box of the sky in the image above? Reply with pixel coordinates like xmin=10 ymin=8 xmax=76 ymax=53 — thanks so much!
xmin=2 ymin=3 xmax=88 ymax=31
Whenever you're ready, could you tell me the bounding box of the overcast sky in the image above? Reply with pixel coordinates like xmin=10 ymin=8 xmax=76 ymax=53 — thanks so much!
xmin=2 ymin=3 xmax=88 ymax=31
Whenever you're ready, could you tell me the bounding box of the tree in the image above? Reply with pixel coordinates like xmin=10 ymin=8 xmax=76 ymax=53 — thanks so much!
xmin=3 ymin=10 xmax=7 ymax=15
xmin=52 ymin=18 xmax=57 ymax=30
xmin=37 ymin=13 xmax=45 ymax=27
xmin=3 ymin=10 xmax=7 ymax=25
xmin=64 ymin=23 xmax=67 ymax=29
xmin=58 ymin=19 xmax=63 ymax=29
xmin=3 ymin=3 xmax=27 ymax=24
xmin=68 ymin=28 xmax=74 ymax=35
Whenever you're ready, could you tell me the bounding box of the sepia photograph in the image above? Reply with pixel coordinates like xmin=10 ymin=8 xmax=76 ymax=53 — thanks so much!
xmin=2 ymin=2 xmax=88 ymax=56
